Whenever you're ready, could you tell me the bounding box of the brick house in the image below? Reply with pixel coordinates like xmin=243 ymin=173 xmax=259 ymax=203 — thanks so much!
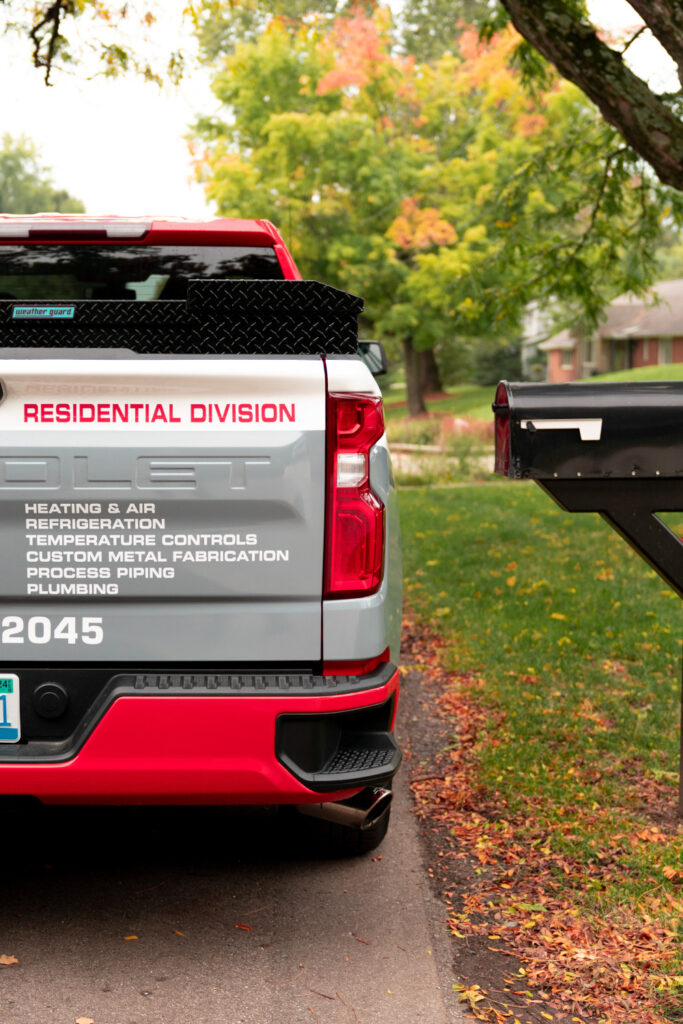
xmin=538 ymin=279 xmax=683 ymax=382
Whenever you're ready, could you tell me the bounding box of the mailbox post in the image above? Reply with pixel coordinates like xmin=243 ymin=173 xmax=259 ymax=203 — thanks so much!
xmin=494 ymin=380 xmax=683 ymax=815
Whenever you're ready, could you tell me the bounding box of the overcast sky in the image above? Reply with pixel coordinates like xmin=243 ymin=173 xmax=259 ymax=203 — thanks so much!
xmin=0 ymin=0 xmax=217 ymax=217
xmin=0 ymin=1 xmax=676 ymax=220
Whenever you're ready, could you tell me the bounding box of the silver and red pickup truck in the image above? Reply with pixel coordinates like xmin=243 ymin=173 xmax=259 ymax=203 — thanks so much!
xmin=0 ymin=215 xmax=401 ymax=853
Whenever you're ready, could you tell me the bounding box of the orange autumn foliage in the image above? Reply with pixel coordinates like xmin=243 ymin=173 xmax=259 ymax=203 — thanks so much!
xmin=514 ymin=112 xmax=548 ymax=137
xmin=316 ymin=10 xmax=388 ymax=95
xmin=388 ymin=197 xmax=456 ymax=251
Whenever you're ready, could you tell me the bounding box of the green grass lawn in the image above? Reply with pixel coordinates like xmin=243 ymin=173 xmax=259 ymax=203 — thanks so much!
xmin=400 ymin=482 xmax=683 ymax=1001
xmin=586 ymin=364 xmax=683 ymax=383
xmin=382 ymin=380 xmax=493 ymax=423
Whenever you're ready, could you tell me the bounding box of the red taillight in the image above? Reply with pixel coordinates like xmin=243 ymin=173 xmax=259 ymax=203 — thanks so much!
xmin=325 ymin=392 xmax=385 ymax=598
xmin=493 ymin=381 xmax=511 ymax=476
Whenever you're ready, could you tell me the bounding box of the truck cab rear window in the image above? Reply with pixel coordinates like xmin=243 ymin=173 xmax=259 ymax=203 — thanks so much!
xmin=0 ymin=245 xmax=283 ymax=301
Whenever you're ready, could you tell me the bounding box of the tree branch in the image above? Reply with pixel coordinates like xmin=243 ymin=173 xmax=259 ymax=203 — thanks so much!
xmin=499 ymin=0 xmax=683 ymax=191
xmin=29 ymin=0 xmax=72 ymax=85
xmin=626 ymin=1 xmax=683 ymax=88
xmin=621 ymin=25 xmax=646 ymax=56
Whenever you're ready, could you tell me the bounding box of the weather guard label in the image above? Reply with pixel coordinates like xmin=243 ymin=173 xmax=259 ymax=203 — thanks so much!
xmin=13 ymin=306 xmax=74 ymax=319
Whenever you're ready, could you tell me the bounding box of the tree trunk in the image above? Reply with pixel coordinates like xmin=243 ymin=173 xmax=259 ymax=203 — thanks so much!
xmin=403 ymin=337 xmax=427 ymax=416
xmin=418 ymin=348 xmax=443 ymax=395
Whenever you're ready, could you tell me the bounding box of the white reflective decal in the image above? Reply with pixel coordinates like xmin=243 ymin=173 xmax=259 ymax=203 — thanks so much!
xmin=520 ymin=418 xmax=603 ymax=441
xmin=0 ymin=358 xmax=326 ymax=441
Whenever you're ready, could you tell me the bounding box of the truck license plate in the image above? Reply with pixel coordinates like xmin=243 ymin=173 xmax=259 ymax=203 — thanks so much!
xmin=0 ymin=675 xmax=20 ymax=742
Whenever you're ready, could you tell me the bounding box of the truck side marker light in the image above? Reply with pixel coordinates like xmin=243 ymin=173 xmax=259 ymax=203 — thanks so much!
xmin=520 ymin=418 xmax=603 ymax=441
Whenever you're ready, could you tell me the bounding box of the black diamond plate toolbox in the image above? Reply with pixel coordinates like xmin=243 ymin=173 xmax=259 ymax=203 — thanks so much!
xmin=0 ymin=280 xmax=364 ymax=355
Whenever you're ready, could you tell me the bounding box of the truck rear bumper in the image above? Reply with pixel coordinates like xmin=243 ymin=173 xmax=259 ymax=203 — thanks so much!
xmin=0 ymin=670 xmax=400 ymax=804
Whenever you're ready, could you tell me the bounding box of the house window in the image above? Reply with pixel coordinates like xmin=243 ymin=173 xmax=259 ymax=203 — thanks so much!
xmin=659 ymin=338 xmax=672 ymax=365
xmin=583 ymin=338 xmax=594 ymax=365
xmin=642 ymin=339 xmax=649 ymax=361
xmin=560 ymin=349 xmax=574 ymax=369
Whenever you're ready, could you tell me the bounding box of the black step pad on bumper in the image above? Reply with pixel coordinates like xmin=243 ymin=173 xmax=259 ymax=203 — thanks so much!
xmin=276 ymin=697 xmax=401 ymax=792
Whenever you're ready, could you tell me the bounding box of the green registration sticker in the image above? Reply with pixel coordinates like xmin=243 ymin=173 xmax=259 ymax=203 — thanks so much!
xmin=0 ymin=674 xmax=20 ymax=741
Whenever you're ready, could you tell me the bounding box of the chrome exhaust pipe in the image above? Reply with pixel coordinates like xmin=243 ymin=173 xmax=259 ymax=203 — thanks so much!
xmin=297 ymin=787 xmax=392 ymax=831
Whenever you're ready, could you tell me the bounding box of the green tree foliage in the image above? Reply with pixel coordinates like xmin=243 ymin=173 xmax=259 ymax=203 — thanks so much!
xmin=473 ymin=339 xmax=520 ymax=386
xmin=192 ymin=0 xmax=351 ymax=62
xmin=399 ymin=0 xmax=492 ymax=61
xmin=8 ymin=0 xmax=682 ymax=199
xmin=654 ymin=217 xmax=683 ymax=279
xmin=193 ymin=9 xmax=673 ymax=413
xmin=0 ymin=134 xmax=84 ymax=214
xmin=488 ymin=1 xmax=683 ymax=191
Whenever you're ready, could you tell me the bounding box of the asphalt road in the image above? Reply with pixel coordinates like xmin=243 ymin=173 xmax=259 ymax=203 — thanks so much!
xmin=0 ymin=768 xmax=466 ymax=1023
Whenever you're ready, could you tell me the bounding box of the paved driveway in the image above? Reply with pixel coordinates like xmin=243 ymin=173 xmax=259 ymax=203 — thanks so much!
xmin=1 ymin=770 xmax=465 ymax=1023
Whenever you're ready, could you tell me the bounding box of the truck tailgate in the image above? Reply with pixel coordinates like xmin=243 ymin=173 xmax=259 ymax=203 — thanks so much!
xmin=0 ymin=357 xmax=326 ymax=663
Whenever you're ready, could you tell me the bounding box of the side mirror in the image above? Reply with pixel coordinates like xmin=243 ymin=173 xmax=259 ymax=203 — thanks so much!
xmin=358 ymin=340 xmax=388 ymax=377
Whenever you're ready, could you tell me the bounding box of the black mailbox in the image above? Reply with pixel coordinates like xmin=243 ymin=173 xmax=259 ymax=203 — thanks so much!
xmin=493 ymin=380 xmax=683 ymax=598
xmin=493 ymin=380 xmax=683 ymax=480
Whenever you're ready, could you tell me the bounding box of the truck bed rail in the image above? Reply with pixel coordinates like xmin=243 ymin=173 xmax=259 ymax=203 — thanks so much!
xmin=0 ymin=280 xmax=363 ymax=356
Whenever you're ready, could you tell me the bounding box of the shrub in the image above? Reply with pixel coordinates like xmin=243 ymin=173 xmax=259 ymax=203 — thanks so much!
xmin=385 ymin=417 xmax=442 ymax=446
